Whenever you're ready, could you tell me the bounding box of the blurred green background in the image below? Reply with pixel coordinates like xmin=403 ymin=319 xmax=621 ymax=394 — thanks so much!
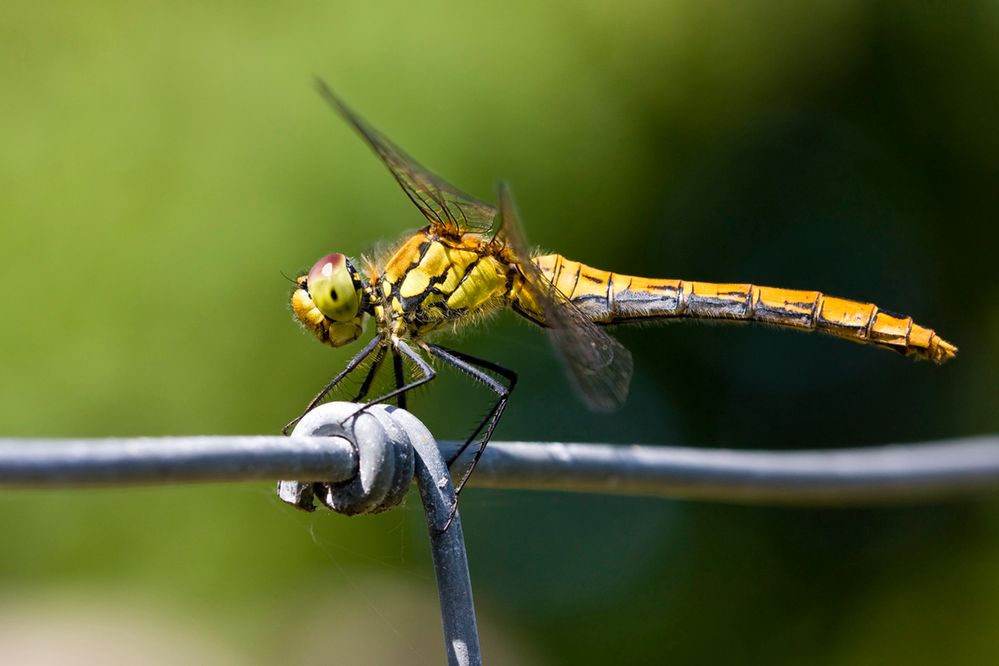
xmin=2 ymin=0 xmax=998 ymax=663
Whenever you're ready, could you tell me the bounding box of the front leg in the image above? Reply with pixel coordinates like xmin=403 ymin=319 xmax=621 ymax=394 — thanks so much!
xmin=283 ymin=334 xmax=386 ymax=435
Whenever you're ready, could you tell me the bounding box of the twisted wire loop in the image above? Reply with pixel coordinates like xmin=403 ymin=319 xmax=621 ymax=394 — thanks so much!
xmin=278 ymin=402 xmax=415 ymax=515
xmin=277 ymin=402 xmax=483 ymax=665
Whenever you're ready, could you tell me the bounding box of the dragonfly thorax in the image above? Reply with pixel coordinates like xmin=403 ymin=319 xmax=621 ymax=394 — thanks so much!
xmin=375 ymin=229 xmax=515 ymax=338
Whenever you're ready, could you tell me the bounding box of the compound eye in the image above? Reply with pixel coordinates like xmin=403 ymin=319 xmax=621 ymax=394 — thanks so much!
xmin=307 ymin=253 xmax=360 ymax=322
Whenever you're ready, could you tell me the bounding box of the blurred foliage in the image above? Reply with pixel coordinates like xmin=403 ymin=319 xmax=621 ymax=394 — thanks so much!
xmin=1 ymin=0 xmax=998 ymax=663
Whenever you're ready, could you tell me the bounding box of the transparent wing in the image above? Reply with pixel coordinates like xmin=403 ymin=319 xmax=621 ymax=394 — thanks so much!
xmin=496 ymin=182 xmax=633 ymax=411
xmin=315 ymin=79 xmax=497 ymax=235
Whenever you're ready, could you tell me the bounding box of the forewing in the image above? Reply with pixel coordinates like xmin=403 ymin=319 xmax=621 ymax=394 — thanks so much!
xmin=496 ymin=183 xmax=633 ymax=411
xmin=315 ymin=79 xmax=497 ymax=235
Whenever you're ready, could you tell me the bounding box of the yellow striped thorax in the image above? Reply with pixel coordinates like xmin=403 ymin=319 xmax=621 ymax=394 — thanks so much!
xmin=377 ymin=229 xmax=513 ymax=336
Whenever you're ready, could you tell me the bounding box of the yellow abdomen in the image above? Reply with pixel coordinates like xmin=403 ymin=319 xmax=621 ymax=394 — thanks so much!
xmin=521 ymin=254 xmax=956 ymax=363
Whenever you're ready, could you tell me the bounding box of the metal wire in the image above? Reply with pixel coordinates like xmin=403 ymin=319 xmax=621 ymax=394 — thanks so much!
xmin=3 ymin=423 xmax=996 ymax=666
xmin=0 ymin=436 xmax=356 ymax=487
xmin=281 ymin=402 xmax=481 ymax=666
xmin=1 ymin=432 xmax=998 ymax=504
xmin=390 ymin=408 xmax=481 ymax=666
xmin=440 ymin=436 xmax=999 ymax=505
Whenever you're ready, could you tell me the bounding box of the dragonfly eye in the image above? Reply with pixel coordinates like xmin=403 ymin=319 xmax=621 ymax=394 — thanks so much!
xmin=307 ymin=253 xmax=361 ymax=322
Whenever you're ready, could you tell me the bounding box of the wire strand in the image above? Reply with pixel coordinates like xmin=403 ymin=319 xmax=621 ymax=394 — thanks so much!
xmin=1 ymin=431 xmax=997 ymax=504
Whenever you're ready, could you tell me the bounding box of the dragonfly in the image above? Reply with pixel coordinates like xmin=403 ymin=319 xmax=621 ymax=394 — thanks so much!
xmin=288 ymin=80 xmax=956 ymax=516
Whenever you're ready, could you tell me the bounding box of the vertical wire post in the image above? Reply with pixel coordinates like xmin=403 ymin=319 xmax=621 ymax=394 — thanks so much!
xmin=284 ymin=403 xmax=481 ymax=666
xmin=388 ymin=408 xmax=482 ymax=666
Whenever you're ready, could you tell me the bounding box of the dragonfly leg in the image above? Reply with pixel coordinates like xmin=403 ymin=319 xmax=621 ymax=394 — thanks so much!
xmin=392 ymin=349 xmax=408 ymax=410
xmin=355 ymin=339 xmax=435 ymax=408
xmin=283 ymin=335 xmax=385 ymax=435
xmin=425 ymin=344 xmax=517 ymax=528
xmin=351 ymin=344 xmax=388 ymax=403
xmin=328 ymin=340 xmax=434 ymax=471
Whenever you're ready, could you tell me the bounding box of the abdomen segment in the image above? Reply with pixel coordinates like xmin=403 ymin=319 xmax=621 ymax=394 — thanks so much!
xmin=528 ymin=254 xmax=957 ymax=363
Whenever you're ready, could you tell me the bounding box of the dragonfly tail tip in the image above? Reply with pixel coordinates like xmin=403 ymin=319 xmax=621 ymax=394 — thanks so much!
xmin=931 ymin=336 xmax=958 ymax=364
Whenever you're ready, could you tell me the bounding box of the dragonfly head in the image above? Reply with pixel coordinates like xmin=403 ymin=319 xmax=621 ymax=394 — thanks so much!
xmin=291 ymin=253 xmax=365 ymax=347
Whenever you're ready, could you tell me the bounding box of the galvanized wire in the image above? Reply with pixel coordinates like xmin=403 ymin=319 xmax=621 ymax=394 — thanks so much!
xmin=0 ymin=435 xmax=356 ymax=487
xmin=1 ymin=432 xmax=998 ymax=504
xmin=391 ymin=408 xmax=481 ymax=666
xmin=442 ymin=436 xmax=999 ymax=505
xmin=440 ymin=435 xmax=999 ymax=504
xmin=283 ymin=402 xmax=481 ymax=666
xmin=4 ymin=423 xmax=996 ymax=666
